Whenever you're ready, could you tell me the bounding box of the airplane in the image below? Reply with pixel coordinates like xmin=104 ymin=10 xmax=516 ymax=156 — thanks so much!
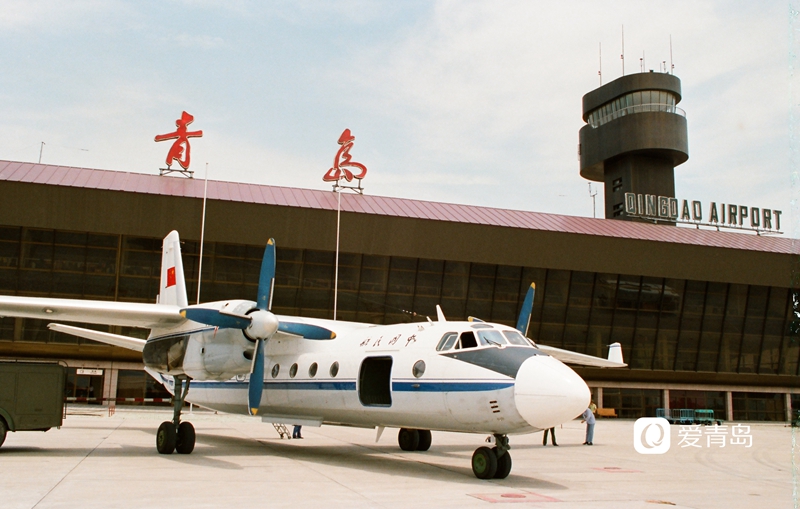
xmin=0 ymin=231 xmax=625 ymax=479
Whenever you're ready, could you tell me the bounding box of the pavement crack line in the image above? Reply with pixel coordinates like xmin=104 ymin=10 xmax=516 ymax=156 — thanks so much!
xmin=31 ymin=419 xmax=125 ymax=509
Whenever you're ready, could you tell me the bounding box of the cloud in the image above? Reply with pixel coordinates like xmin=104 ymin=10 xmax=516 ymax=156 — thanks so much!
xmin=171 ymin=33 xmax=225 ymax=49
xmin=0 ymin=0 xmax=130 ymax=32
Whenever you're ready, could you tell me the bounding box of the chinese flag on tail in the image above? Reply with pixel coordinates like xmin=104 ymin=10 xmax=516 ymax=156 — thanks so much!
xmin=166 ymin=267 xmax=176 ymax=287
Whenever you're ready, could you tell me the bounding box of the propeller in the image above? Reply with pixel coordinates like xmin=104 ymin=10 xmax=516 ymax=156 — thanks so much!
xmin=245 ymin=238 xmax=278 ymax=416
xmin=179 ymin=239 xmax=336 ymax=416
xmin=515 ymin=283 xmax=536 ymax=336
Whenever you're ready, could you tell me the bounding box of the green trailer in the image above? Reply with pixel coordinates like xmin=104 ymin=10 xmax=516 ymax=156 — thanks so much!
xmin=0 ymin=361 xmax=67 ymax=447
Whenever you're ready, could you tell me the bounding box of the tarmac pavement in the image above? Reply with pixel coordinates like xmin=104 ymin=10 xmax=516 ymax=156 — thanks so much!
xmin=0 ymin=406 xmax=795 ymax=509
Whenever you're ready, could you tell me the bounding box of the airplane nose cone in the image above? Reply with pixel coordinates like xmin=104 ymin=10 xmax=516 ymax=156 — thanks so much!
xmin=514 ymin=355 xmax=590 ymax=430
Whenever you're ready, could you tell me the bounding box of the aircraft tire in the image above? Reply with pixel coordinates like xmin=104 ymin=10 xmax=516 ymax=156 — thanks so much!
xmin=492 ymin=448 xmax=512 ymax=479
xmin=416 ymin=430 xmax=432 ymax=451
xmin=156 ymin=421 xmax=176 ymax=454
xmin=176 ymin=421 xmax=196 ymax=454
xmin=398 ymin=428 xmax=420 ymax=451
xmin=0 ymin=418 xmax=6 ymax=447
xmin=472 ymin=446 xmax=498 ymax=479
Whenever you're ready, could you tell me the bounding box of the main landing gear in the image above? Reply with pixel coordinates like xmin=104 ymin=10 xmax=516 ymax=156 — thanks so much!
xmin=156 ymin=376 xmax=195 ymax=455
xmin=472 ymin=434 xmax=512 ymax=479
xmin=398 ymin=428 xmax=432 ymax=451
xmin=397 ymin=429 xmax=511 ymax=479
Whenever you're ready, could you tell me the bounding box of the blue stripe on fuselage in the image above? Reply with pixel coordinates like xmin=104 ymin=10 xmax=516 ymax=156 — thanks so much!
xmin=189 ymin=380 xmax=513 ymax=392
xmin=392 ymin=381 xmax=513 ymax=392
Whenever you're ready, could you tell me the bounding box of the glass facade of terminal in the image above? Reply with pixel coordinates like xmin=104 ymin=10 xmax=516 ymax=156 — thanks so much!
xmin=0 ymin=225 xmax=795 ymax=375
xmin=0 ymin=225 xmax=795 ymax=418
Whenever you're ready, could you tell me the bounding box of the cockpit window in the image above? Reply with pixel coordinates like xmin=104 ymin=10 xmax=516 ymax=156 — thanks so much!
xmin=476 ymin=330 xmax=507 ymax=347
xmin=470 ymin=323 xmax=493 ymax=329
xmin=456 ymin=331 xmax=478 ymax=349
xmin=503 ymin=330 xmax=533 ymax=346
xmin=436 ymin=332 xmax=459 ymax=351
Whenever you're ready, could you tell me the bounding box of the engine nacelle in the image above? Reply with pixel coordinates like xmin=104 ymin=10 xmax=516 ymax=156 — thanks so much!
xmin=143 ymin=325 xmax=257 ymax=381
xmin=182 ymin=328 xmax=256 ymax=380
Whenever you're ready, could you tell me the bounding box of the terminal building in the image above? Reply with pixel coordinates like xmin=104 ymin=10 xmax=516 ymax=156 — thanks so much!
xmin=0 ymin=71 xmax=796 ymax=422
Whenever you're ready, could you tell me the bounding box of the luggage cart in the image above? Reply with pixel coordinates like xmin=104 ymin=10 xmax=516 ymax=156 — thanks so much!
xmin=694 ymin=409 xmax=715 ymax=425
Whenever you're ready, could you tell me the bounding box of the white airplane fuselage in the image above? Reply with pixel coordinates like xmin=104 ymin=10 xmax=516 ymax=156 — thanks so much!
xmin=0 ymin=230 xmax=617 ymax=477
xmin=150 ymin=317 xmax=591 ymax=435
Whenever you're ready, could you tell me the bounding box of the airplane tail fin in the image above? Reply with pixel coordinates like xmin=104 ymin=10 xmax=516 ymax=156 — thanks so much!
xmin=158 ymin=230 xmax=188 ymax=307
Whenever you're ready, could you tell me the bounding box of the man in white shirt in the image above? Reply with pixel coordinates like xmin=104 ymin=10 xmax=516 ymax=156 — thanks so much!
xmin=581 ymin=408 xmax=595 ymax=445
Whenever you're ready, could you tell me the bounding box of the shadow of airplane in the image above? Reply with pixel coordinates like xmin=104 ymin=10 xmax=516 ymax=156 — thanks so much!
xmin=0 ymin=424 xmax=568 ymax=489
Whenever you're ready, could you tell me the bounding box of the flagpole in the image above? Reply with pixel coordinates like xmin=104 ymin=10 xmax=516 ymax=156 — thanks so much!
xmin=197 ymin=163 xmax=209 ymax=304
xmin=333 ymin=185 xmax=342 ymax=321
xmin=323 ymin=128 xmax=367 ymax=323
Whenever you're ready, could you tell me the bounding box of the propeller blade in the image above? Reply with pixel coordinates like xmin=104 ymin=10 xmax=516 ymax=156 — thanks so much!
xmin=515 ymin=283 xmax=536 ymax=336
xmin=467 ymin=316 xmax=485 ymax=323
xmin=278 ymin=321 xmax=336 ymax=340
xmin=257 ymin=239 xmax=276 ymax=311
xmin=248 ymin=339 xmax=265 ymax=416
xmin=181 ymin=308 xmax=251 ymax=329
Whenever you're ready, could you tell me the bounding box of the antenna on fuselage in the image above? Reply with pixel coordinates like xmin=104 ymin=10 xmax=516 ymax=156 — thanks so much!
xmin=436 ymin=305 xmax=447 ymax=322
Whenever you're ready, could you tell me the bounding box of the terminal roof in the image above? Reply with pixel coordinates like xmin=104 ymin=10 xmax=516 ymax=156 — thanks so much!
xmin=0 ymin=160 xmax=792 ymax=255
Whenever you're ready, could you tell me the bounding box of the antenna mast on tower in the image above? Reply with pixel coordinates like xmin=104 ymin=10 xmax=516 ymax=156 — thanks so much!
xmin=670 ymin=34 xmax=674 ymax=74
xmin=598 ymin=42 xmax=602 ymax=85
xmin=621 ymin=25 xmax=625 ymax=76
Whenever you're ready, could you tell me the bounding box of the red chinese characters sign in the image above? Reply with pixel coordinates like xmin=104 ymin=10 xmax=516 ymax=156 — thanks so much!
xmin=323 ymin=129 xmax=367 ymax=182
xmin=155 ymin=111 xmax=203 ymax=170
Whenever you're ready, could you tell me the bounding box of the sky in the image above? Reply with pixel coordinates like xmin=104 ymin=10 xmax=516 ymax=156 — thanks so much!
xmin=0 ymin=1 xmax=795 ymax=235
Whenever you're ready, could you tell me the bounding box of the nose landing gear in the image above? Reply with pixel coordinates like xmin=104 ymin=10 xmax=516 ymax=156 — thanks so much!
xmin=472 ymin=434 xmax=512 ymax=479
xmin=156 ymin=376 xmax=195 ymax=454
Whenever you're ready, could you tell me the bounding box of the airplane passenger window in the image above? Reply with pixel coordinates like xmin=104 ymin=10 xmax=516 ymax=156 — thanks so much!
xmin=309 ymin=362 xmax=318 ymax=377
xmin=502 ymin=330 xmax=532 ymax=346
xmin=330 ymin=361 xmax=339 ymax=377
xmin=289 ymin=363 xmax=298 ymax=378
xmin=476 ymin=330 xmax=507 ymax=347
xmin=457 ymin=331 xmax=478 ymax=349
xmin=271 ymin=364 xmax=280 ymax=378
xmin=436 ymin=332 xmax=458 ymax=351
xmin=412 ymin=360 xmax=425 ymax=378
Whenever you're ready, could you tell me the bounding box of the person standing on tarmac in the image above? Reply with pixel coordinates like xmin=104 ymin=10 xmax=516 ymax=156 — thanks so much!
xmin=542 ymin=427 xmax=558 ymax=446
xmin=581 ymin=407 xmax=595 ymax=445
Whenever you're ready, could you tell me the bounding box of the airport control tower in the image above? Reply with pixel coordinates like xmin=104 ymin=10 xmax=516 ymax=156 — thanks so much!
xmin=579 ymin=72 xmax=689 ymax=222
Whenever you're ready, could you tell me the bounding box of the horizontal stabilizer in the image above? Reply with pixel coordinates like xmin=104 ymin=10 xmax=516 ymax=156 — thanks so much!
xmin=47 ymin=323 xmax=147 ymax=352
xmin=537 ymin=343 xmax=627 ymax=368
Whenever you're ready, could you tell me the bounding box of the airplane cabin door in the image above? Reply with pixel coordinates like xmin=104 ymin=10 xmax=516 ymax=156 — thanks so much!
xmin=358 ymin=356 xmax=393 ymax=407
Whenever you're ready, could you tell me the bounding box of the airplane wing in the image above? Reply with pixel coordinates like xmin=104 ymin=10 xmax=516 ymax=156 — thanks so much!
xmin=537 ymin=343 xmax=627 ymax=368
xmin=48 ymin=323 xmax=147 ymax=352
xmin=0 ymin=295 xmax=185 ymax=329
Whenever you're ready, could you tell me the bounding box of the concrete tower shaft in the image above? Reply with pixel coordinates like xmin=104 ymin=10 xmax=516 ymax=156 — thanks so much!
xmin=579 ymin=72 xmax=688 ymax=222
